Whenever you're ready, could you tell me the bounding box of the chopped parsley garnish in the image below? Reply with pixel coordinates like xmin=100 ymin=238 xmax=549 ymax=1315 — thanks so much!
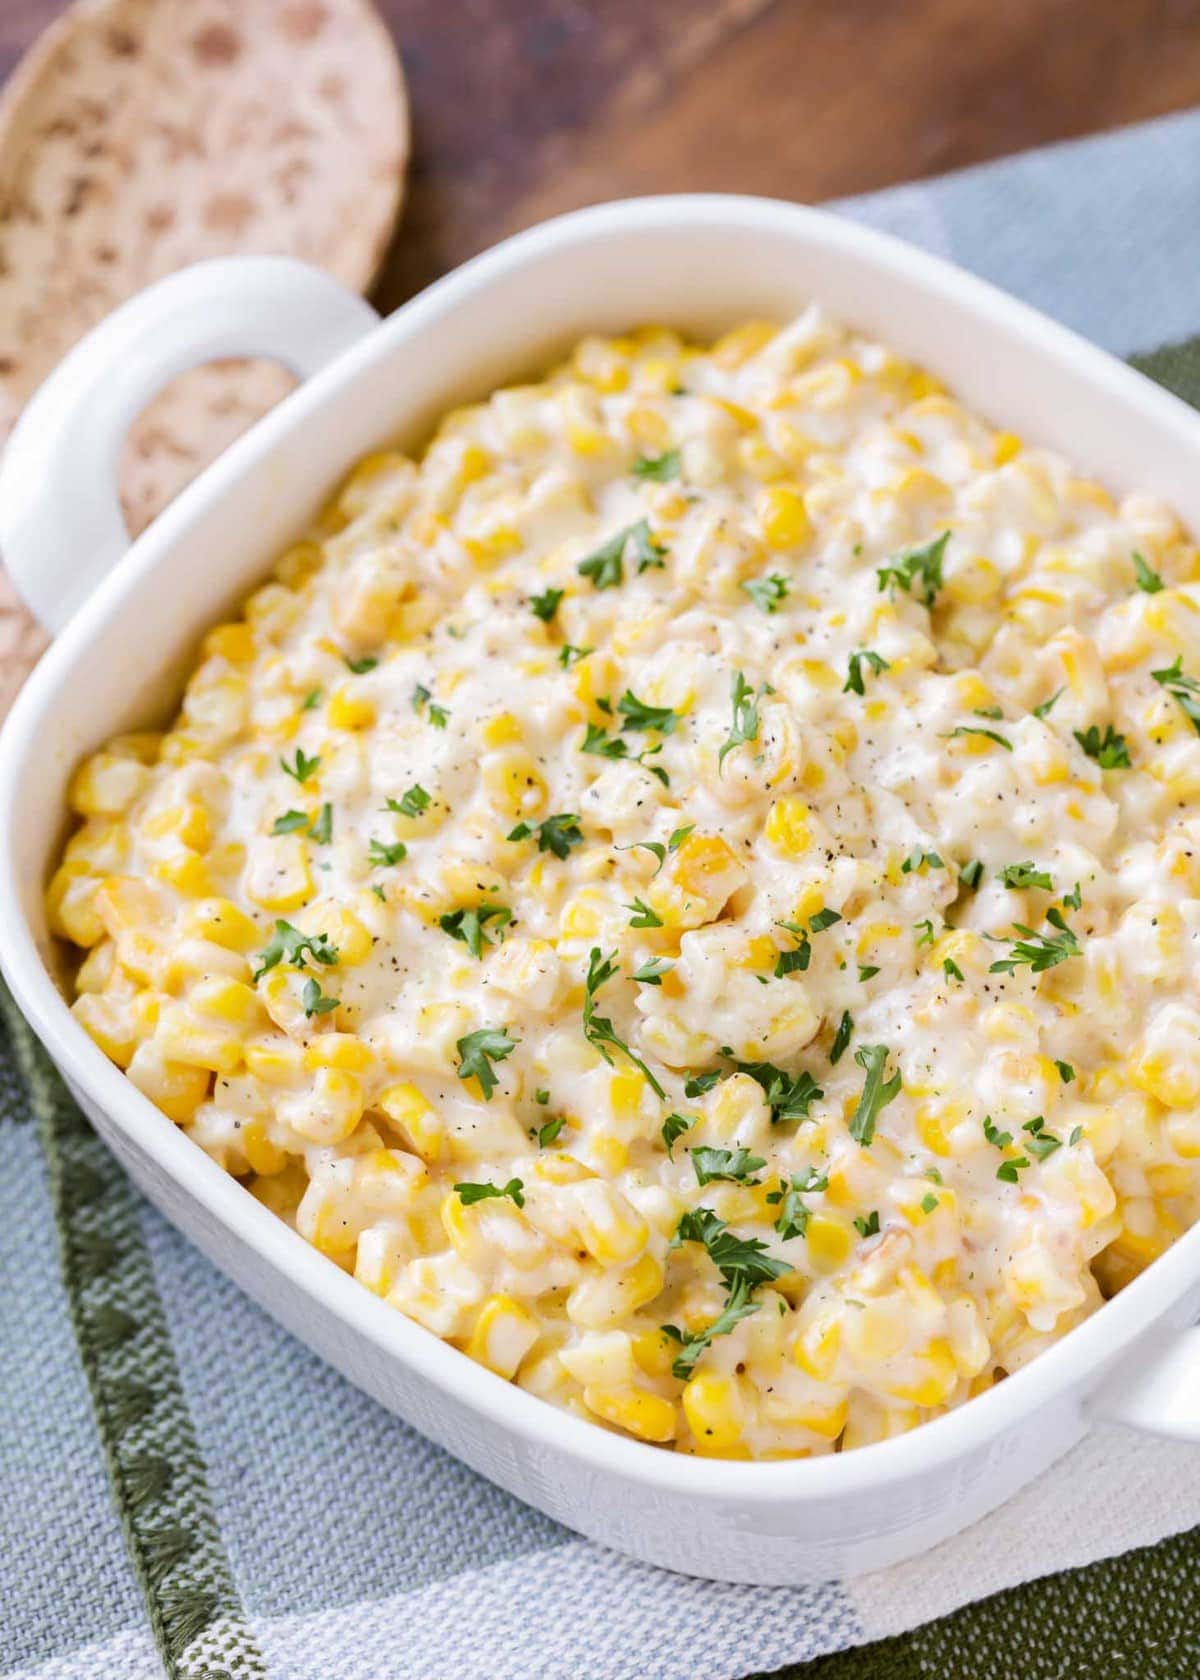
xmin=773 ymin=921 xmax=811 ymax=976
xmin=530 ymin=587 xmax=564 ymax=622
xmin=947 ymin=725 xmax=1012 ymax=751
xmin=580 ymin=722 xmax=670 ymax=786
xmin=766 ymin=1167 xmax=828 ymax=1240
xmin=1055 ymin=1059 xmax=1075 ymax=1083
xmin=809 ymin=908 xmax=843 ymax=933
xmin=844 ymin=648 xmax=890 ymax=697
xmin=386 ymin=785 xmax=431 ymax=818
xmin=1022 ymin=1116 xmax=1063 ymax=1161
xmin=300 ymin=688 xmax=322 ymax=711
xmin=902 ymin=847 xmax=944 ymax=874
xmin=691 ymin=1146 xmax=767 ymax=1187
xmin=309 ymin=802 xmax=332 ymax=845
xmin=626 ymin=897 xmax=663 ymax=929
xmin=982 ymin=1114 xmax=1013 ymax=1149
xmin=959 ymin=859 xmax=985 ymax=890
xmin=683 ymin=1070 xmax=721 ymax=1099
xmin=412 ymin=685 xmax=449 ymax=728
xmin=271 ymin=809 xmax=310 ymax=836
xmin=439 ymin=904 xmax=512 ymax=958
xmin=617 ymin=824 xmax=693 ymax=874
xmin=1001 ymin=861 xmax=1053 ymax=891
xmin=943 ymin=957 xmax=965 ymax=983
xmin=455 ymin=1027 xmax=518 ymax=1100
xmin=920 ymin=1191 xmax=939 ymax=1215
xmin=1069 ymin=1124 xmax=1084 ymax=1146
xmin=632 ymin=448 xmax=680 ymax=482
xmin=577 ymin=518 xmax=666 ymax=589
xmin=558 ymin=643 xmax=592 ymax=668
xmin=661 ymin=1278 xmax=762 ymax=1380
xmin=989 ymin=908 xmax=1081 ymax=974
xmin=344 ymin=655 xmax=378 ymax=674
xmin=670 ymin=1207 xmax=793 ymax=1293
xmin=582 ymin=947 xmax=666 ymax=1097
xmin=854 ymin=1210 xmax=880 ymax=1238
xmin=251 ymin=921 xmax=338 ymax=982
xmin=368 ymin=838 xmax=408 ymax=867
xmin=849 ymin=1044 xmax=901 ymax=1146
xmin=742 ymin=572 xmax=790 ymax=614
xmin=718 ymin=670 xmax=762 ymax=771
xmin=661 ymin=1113 xmax=694 ymax=1156
xmin=1033 ymin=687 xmax=1065 ymax=719
xmin=996 ymin=1156 xmax=1030 ymax=1183
xmin=632 ymin=957 xmax=673 ymax=985
xmin=735 ymin=1060 xmax=823 ymax=1125
xmin=1074 ymin=724 xmax=1131 ymax=769
xmin=301 ymin=977 xmax=339 ymax=1018
xmin=537 ymin=1116 xmax=566 ymax=1147
xmin=858 ymin=963 xmax=880 ymax=982
xmin=454 ymin=1177 xmax=524 ymax=1208
xmin=1132 ymin=551 xmax=1164 ymax=593
xmin=876 ymin=530 xmax=950 ymax=607
xmin=280 ymin=747 xmax=320 ymax=784
xmin=617 ymin=690 xmax=681 ymax=734
xmin=1151 ymin=657 xmax=1200 ymax=735
xmin=914 ymin=919 xmax=936 ymax=946
xmin=508 ymin=812 xmax=584 ymax=858
xmin=830 ymin=1010 xmax=853 ymax=1063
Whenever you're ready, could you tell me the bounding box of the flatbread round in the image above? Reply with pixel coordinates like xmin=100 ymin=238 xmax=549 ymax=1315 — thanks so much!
xmin=0 ymin=0 xmax=408 ymax=712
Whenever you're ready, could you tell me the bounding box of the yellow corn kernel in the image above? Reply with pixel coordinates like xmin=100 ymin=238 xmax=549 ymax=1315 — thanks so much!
xmin=887 ymin=1338 xmax=959 ymax=1407
xmin=71 ymin=993 xmax=136 ymax=1068
xmin=713 ymin=320 xmax=776 ymax=369
xmin=155 ymin=1007 xmax=240 ymax=1075
xmin=69 ymin=752 xmax=151 ymax=818
xmin=375 ymin=1081 xmax=443 ymax=1161
xmin=681 ymin=1371 xmax=744 ymax=1451
xmin=304 ymin=1033 xmax=374 ymax=1074
xmin=287 ymin=1068 xmax=364 ymax=1145
xmin=245 ymin=835 xmax=312 ymax=912
xmin=327 ymin=685 xmax=376 ymax=732
xmin=805 ymin=1212 xmax=854 ymax=1271
xmin=481 ymin=712 xmax=523 ymax=748
xmin=244 ymin=1036 xmax=305 ymax=1084
xmin=573 ymin=1182 xmax=648 ymax=1266
xmin=152 ymin=853 xmax=214 ymax=898
xmin=760 ymin=485 xmax=810 ymax=549
xmin=298 ymin=904 xmax=372 ymax=968
xmin=632 ymin=1327 xmax=678 ymax=1380
xmin=191 ymin=976 xmax=264 ymax=1030
xmin=46 ymin=866 xmax=105 ymax=947
xmin=583 ymin=1383 xmax=677 ymax=1444
xmin=126 ymin=1045 xmax=211 ymax=1124
xmin=203 ymin=622 xmax=257 ymax=664
xmin=992 ymin=431 xmax=1022 ymax=465
xmin=482 ymin=751 xmax=548 ymax=821
xmin=183 ymin=898 xmax=261 ymax=953
xmin=467 ymin=1295 xmax=540 ymax=1379
xmin=764 ymin=796 xmax=811 ymax=858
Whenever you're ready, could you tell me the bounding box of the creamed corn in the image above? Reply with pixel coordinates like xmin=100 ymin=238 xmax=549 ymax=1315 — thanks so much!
xmin=51 ymin=307 xmax=1200 ymax=1458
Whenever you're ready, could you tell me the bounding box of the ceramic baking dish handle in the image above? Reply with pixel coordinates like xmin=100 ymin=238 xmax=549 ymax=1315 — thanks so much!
xmin=0 ymin=257 xmax=380 ymax=635
xmin=1091 ymin=1325 xmax=1200 ymax=1441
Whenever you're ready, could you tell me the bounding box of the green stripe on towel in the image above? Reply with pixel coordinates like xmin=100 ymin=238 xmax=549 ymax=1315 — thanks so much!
xmin=0 ymin=982 xmax=266 ymax=1680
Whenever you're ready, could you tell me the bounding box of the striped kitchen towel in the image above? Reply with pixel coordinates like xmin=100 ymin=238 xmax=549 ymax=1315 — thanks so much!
xmin=4 ymin=106 xmax=1200 ymax=1680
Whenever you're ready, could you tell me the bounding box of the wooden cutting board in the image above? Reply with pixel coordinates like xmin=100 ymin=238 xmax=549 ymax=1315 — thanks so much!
xmin=0 ymin=0 xmax=408 ymax=714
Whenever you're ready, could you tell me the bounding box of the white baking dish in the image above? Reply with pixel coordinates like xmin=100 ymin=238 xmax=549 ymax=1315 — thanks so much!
xmin=1 ymin=197 xmax=1198 ymax=1585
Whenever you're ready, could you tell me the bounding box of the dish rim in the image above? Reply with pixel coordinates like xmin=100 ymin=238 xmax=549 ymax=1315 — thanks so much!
xmin=3 ymin=192 xmax=1200 ymax=1500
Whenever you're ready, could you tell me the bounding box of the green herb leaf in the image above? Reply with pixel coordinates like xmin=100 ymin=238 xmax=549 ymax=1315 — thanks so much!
xmin=626 ymin=897 xmax=663 ymax=929
xmin=830 ymin=1010 xmax=853 ymax=1063
xmin=454 ymin=1176 xmax=524 ymax=1207
xmin=632 ymin=957 xmax=673 ymax=985
xmin=537 ymin=1116 xmax=566 ymax=1147
xmin=455 ymin=1027 xmax=518 ymax=1100
xmin=280 ymin=747 xmax=320 ymax=784
xmin=947 ymin=725 xmax=1012 ymax=751
xmin=301 ymin=977 xmax=339 ymax=1018
xmin=983 ymin=1114 xmax=1013 ymax=1149
xmin=1032 ymin=688 xmax=1064 ymax=719
xmin=996 ymin=1156 xmax=1030 ymax=1183
xmin=508 ymin=812 xmax=584 ymax=859
xmin=741 ymin=572 xmax=790 ymax=614
xmin=959 ymin=859 xmax=985 ymax=890
xmin=671 ymin=1206 xmax=793 ymax=1293
xmin=252 ymin=920 xmax=338 ymax=982
xmin=901 ymin=848 xmax=944 ymax=874
xmin=849 ymin=1044 xmax=901 ymax=1146
xmin=718 ymin=670 xmax=762 ymax=771
xmin=582 ymin=947 xmax=666 ymax=1097
xmin=765 ymin=1167 xmax=829 ymax=1240
xmin=301 ymin=688 xmax=322 ymax=711
xmin=368 ymin=838 xmax=408 ymax=867
xmin=844 ymin=649 xmax=890 ymax=697
xmin=734 ymin=1060 xmax=824 ymax=1125
xmin=558 ymin=643 xmax=592 ymax=668
xmin=271 ymin=809 xmax=310 ymax=835
xmin=632 ymin=449 xmax=681 ymax=482
xmin=577 ymin=518 xmax=666 ymax=588
xmin=989 ymin=911 xmax=1081 ymax=974
xmin=943 ymin=957 xmax=965 ymax=983
xmin=530 ymin=587 xmax=565 ymax=622
xmin=1022 ymin=1115 xmax=1063 ymax=1161
xmin=920 ymin=1190 xmax=939 ymax=1214
xmin=691 ymin=1146 xmax=767 ymax=1187
xmin=876 ymin=530 xmax=950 ymax=607
xmin=854 ymin=1210 xmax=880 ymax=1238
xmin=439 ymin=904 xmax=513 ymax=958
xmin=386 ymin=785 xmax=431 ymax=818
xmin=344 ymin=655 xmax=378 ymax=674
xmin=683 ymin=1070 xmax=721 ymax=1099
xmin=617 ymin=690 xmax=681 ymax=735
xmin=661 ymin=1276 xmax=762 ymax=1379
xmin=1074 ymin=724 xmax=1131 ymax=769
xmin=1001 ymin=861 xmax=1054 ymax=891
xmin=858 ymin=964 xmax=881 ymax=982
xmin=1132 ymin=551 xmax=1164 ymax=593
xmin=661 ymin=1113 xmax=694 ymax=1156
xmin=1151 ymin=657 xmax=1200 ymax=735
xmin=1055 ymin=1059 xmax=1075 ymax=1083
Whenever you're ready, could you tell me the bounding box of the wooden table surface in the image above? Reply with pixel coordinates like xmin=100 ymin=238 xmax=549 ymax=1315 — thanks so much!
xmin=5 ymin=0 xmax=1200 ymax=311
